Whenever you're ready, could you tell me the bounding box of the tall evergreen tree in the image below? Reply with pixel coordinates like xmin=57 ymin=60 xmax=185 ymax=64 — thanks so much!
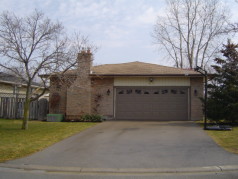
xmin=208 ymin=40 xmax=238 ymax=123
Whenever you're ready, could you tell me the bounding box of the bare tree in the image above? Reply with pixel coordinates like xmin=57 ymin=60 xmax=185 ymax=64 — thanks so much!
xmin=153 ymin=0 xmax=230 ymax=69
xmin=223 ymin=0 xmax=238 ymax=34
xmin=0 ymin=10 xmax=92 ymax=130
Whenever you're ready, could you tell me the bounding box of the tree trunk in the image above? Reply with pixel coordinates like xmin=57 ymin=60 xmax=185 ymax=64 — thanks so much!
xmin=22 ymin=87 xmax=31 ymax=130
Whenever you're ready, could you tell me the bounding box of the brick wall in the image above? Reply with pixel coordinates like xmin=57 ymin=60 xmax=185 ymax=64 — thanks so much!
xmin=49 ymin=77 xmax=66 ymax=114
xmin=91 ymin=78 xmax=114 ymax=119
xmin=49 ymin=76 xmax=77 ymax=114
xmin=49 ymin=50 xmax=114 ymax=120
xmin=190 ymin=77 xmax=204 ymax=120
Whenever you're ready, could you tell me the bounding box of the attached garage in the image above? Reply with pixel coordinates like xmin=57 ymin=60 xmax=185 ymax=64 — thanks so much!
xmin=115 ymin=87 xmax=189 ymax=121
xmin=89 ymin=61 xmax=204 ymax=121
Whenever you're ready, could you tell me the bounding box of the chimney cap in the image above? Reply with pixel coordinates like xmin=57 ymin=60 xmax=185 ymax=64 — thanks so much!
xmin=80 ymin=47 xmax=91 ymax=54
xmin=87 ymin=47 xmax=91 ymax=53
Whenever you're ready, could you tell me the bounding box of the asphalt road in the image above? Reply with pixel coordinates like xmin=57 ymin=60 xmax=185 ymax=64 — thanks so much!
xmin=5 ymin=121 xmax=238 ymax=168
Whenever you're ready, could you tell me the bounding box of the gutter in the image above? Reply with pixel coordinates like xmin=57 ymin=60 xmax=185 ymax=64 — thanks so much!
xmin=89 ymin=74 xmax=205 ymax=77
xmin=0 ymin=80 xmax=44 ymax=89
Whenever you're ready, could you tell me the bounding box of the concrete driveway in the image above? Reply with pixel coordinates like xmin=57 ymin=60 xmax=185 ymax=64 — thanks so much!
xmin=6 ymin=121 xmax=238 ymax=168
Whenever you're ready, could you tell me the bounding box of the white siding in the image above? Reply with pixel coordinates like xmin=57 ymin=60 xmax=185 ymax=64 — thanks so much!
xmin=0 ymin=83 xmax=14 ymax=93
xmin=114 ymin=77 xmax=190 ymax=86
xmin=0 ymin=83 xmax=45 ymax=94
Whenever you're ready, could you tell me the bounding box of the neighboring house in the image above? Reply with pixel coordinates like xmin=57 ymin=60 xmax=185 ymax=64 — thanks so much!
xmin=49 ymin=50 xmax=204 ymax=121
xmin=0 ymin=72 xmax=49 ymax=120
xmin=0 ymin=72 xmax=48 ymax=97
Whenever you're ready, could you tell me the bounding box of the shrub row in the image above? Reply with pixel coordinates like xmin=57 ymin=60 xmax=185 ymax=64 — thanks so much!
xmin=65 ymin=114 xmax=103 ymax=122
xmin=80 ymin=114 xmax=103 ymax=122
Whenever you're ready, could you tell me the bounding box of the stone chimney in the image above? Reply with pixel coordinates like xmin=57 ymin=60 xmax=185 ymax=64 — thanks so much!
xmin=66 ymin=49 xmax=92 ymax=120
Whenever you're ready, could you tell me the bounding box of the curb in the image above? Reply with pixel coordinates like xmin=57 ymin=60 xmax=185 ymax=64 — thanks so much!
xmin=1 ymin=163 xmax=238 ymax=174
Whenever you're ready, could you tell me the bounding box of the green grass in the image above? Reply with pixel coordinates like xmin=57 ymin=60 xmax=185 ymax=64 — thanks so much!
xmin=0 ymin=119 xmax=98 ymax=162
xmin=206 ymin=127 xmax=238 ymax=154
xmin=196 ymin=120 xmax=238 ymax=154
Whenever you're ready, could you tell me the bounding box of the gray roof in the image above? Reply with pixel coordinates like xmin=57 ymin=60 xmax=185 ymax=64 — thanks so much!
xmin=64 ymin=61 xmax=202 ymax=77
xmin=0 ymin=72 xmax=42 ymax=87
xmin=91 ymin=61 xmax=201 ymax=76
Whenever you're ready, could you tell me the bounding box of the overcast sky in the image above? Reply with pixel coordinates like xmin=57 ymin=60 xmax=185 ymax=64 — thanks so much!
xmin=0 ymin=0 xmax=238 ymax=66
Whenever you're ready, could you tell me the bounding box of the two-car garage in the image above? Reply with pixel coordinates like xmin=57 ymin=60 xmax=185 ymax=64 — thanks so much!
xmin=115 ymin=86 xmax=189 ymax=121
xmin=90 ymin=61 xmax=203 ymax=121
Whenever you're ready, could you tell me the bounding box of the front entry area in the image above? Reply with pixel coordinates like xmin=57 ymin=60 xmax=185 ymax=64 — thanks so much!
xmin=115 ymin=87 xmax=189 ymax=121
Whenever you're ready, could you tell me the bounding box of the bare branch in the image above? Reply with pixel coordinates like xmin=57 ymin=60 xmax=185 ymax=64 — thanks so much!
xmin=153 ymin=0 xmax=230 ymax=69
xmin=0 ymin=10 xmax=95 ymax=129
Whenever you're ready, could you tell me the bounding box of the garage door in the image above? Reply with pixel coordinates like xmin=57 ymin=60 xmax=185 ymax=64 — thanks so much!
xmin=115 ymin=87 xmax=189 ymax=121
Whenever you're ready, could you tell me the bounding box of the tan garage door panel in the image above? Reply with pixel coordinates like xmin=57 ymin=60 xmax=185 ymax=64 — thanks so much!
xmin=115 ymin=87 xmax=188 ymax=121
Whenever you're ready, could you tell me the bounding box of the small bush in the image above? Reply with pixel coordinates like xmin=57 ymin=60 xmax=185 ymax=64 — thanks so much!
xmin=80 ymin=114 xmax=103 ymax=122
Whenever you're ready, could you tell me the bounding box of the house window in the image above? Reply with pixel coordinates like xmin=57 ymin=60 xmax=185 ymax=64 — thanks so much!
xmin=154 ymin=90 xmax=159 ymax=94
xmin=135 ymin=89 xmax=142 ymax=94
xmin=171 ymin=89 xmax=177 ymax=94
xmin=126 ymin=89 xmax=133 ymax=94
xmin=162 ymin=89 xmax=168 ymax=94
xmin=144 ymin=91 xmax=149 ymax=94
xmin=118 ymin=90 xmax=124 ymax=94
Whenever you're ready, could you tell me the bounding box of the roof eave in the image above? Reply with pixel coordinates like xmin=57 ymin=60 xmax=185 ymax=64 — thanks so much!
xmin=89 ymin=74 xmax=204 ymax=77
xmin=0 ymin=80 xmax=44 ymax=88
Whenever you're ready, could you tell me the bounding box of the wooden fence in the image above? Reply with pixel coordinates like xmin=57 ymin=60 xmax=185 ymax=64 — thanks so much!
xmin=0 ymin=93 xmax=48 ymax=120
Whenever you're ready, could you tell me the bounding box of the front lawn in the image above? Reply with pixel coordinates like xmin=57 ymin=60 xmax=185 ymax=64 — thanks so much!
xmin=0 ymin=119 xmax=98 ymax=162
xmin=206 ymin=127 xmax=238 ymax=154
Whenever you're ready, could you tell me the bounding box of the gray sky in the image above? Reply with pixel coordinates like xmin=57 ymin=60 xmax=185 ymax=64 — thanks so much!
xmin=0 ymin=0 xmax=237 ymax=66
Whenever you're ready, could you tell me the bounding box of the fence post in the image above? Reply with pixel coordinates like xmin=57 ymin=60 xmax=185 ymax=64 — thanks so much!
xmin=14 ymin=92 xmax=18 ymax=119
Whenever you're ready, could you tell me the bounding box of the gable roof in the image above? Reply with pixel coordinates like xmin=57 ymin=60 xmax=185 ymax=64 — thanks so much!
xmin=91 ymin=61 xmax=201 ymax=76
xmin=0 ymin=72 xmax=42 ymax=87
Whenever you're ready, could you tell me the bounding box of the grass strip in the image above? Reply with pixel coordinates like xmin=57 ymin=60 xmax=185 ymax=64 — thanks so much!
xmin=0 ymin=119 xmax=97 ymax=162
xmin=206 ymin=127 xmax=238 ymax=154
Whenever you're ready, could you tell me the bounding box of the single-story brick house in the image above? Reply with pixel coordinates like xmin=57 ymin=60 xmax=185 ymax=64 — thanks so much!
xmin=49 ymin=50 xmax=204 ymax=121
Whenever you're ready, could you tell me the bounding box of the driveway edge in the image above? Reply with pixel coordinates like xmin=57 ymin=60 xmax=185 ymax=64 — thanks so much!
xmin=0 ymin=163 xmax=238 ymax=174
